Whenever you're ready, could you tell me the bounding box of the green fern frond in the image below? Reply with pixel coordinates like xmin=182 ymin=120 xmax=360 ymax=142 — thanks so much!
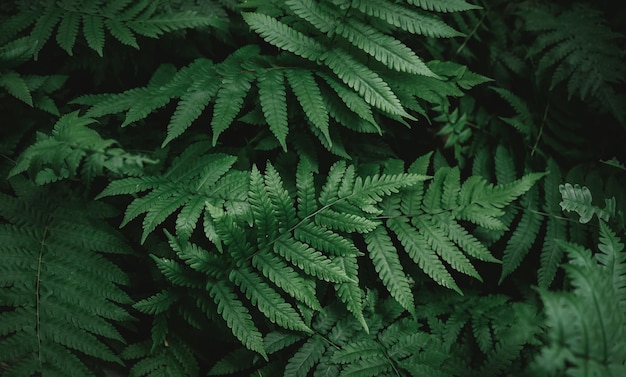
xmin=211 ymin=69 xmax=255 ymax=145
xmin=210 ymin=280 xmax=268 ymax=360
xmin=252 ymin=252 xmax=322 ymax=311
xmin=257 ymin=69 xmax=289 ymax=151
xmin=406 ymin=0 xmax=481 ymax=13
xmin=164 ymin=65 xmax=220 ymax=146
xmin=229 ymin=266 xmax=312 ymax=333
xmin=285 ymin=69 xmax=331 ymax=145
xmin=337 ymin=18 xmax=435 ymax=76
xmin=9 ymin=112 xmax=156 ymax=184
xmin=559 ymin=183 xmax=616 ymax=224
xmin=534 ymin=235 xmax=626 ymax=377
xmin=499 ymin=186 xmax=543 ymax=283
xmin=274 ymin=236 xmax=351 ymax=283
xmin=320 ymin=48 xmax=411 ymax=118
xmin=122 ymin=337 xmax=199 ymax=377
xmin=242 ymin=12 xmax=326 ymax=60
xmin=3 ymin=0 xmax=224 ymax=57
xmin=284 ymin=335 xmax=327 ymax=377
xmin=524 ymin=4 xmax=626 ymax=102
xmin=596 ymin=221 xmax=626 ymax=314
xmin=98 ymin=143 xmax=241 ymax=243
xmin=365 ymin=226 xmax=415 ymax=315
xmin=353 ymin=0 xmax=463 ymax=38
xmin=0 ymin=179 xmax=133 ymax=375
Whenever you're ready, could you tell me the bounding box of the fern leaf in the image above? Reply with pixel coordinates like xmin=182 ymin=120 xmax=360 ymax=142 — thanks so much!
xmin=335 ymin=255 xmax=368 ymax=332
xmin=242 ymin=12 xmax=326 ymax=60
xmin=164 ymin=76 xmax=219 ymax=146
xmin=55 ymin=10 xmax=81 ymax=55
xmin=294 ymin=220 xmax=359 ymax=256
xmin=337 ymin=19 xmax=435 ymax=76
xmin=104 ymin=19 xmax=139 ymax=49
xmin=141 ymin=193 xmax=190 ymax=243
xmin=559 ymin=183 xmax=615 ymax=224
xmin=596 ymin=221 xmax=626 ymax=313
xmin=539 ymin=159 xmax=567 ymax=288
xmin=211 ymin=71 xmax=254 ymax=145
xmin=258 ymin=69 xmax=289 ymax=150
xmin=414 ymin=215 xmax=481 ymax=281
xmin=230 ymin=267 xmax=312 ymax=333
xmin=0 ymin=182 xmax=133 ymax=374
xmin=252 ymin=252 xmax=322 ymax=311
xmin=296 ymin=159 xmax=318 ymax=219
xmin=351 ymin=173 xmax=430 ymax=205
xmin=388 ymin=217 xmax=461 ymax=293
xmin=321 ymin=73 xmax=374 ymax=122
xmin=82 ymin=15 xmax=106 ymax=56
xmin=284 ymin=335 xmax=327 ymax=377
xmin=365 ymin=226 xmax=415 ymax=315
xmin=0 ymin=72 xmax=33 ymax=106
xmin=274 ymin=236 xmax=352 ymax=283
xmin=286 ymin=69 xmax=331 ymax=145
xmin=29 ymin=5 xmax=62 ymax=58
xmin=321 ymin=48 xmax=411 ymax=118
xmin=354 ymin=0 xmax=463 ymax=37
xmin=500 ymin=186 xmax=543 ymax=282
xmin=406 ymin=0 xmax=481 ymax=12
xmin=209 ymin=280 xmax=267 ymax=359
xmin=314 ymin=210 xmax=378 ymax=234
xmin=133 ymin=290 xmax=177 ymax=315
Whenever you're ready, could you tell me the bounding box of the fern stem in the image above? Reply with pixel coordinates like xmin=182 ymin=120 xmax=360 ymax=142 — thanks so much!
xmin=531 ymin=94 xmax=551 ymax=156
xmin=455 ymin=8 xmax=487 ymax=56
xmin=36 ymin=224 xmax=49 ymax=371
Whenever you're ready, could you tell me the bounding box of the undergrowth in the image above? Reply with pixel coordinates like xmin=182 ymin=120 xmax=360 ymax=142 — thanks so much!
xmin=1 ymin=0 xmax=625 ymax=376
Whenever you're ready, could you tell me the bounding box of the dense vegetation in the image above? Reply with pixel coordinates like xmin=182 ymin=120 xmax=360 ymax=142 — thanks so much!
xmin=1 ymin=0 xmax=625 ymax=376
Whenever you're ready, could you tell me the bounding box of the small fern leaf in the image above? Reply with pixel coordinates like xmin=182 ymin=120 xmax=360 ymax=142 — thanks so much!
xmin=284 ymin=335 xmax=326 ymax=377
xmin=258 ymin=69 xmax=289 ymax=150
xmin=355 ymin=1 xmax=463 ymax=37
xmin=55 ymin=11 xmax=81 ymax=55
xmin=337 ymin=19 xmax=436 ymax=76
xmin=133 ymin=290 xmax=177 ymax=315
xmin=321 ymin=48 xmax=412 ymax=119
xmin=252 ymin=252 xmax=322 ymax=311
xmin=164 ymin=79 xmax=219 ymax=146
xmin=365 ymin=226 xmax=415 ymax=315
xmin=500 ymin=187 xmax=543 ymax=283
xmin=320 ymin=73 xmax=377 ymax=128
xmin=559 ymin=183 xmax=614 ymax=224
xmin=414 ymin=215 xmax=481 ymax=281
xmin=387 ymin=217 xmax=462 ymax=292
xmin=209 ymin=280 xmax=267 ymax=359
xmin=296 ymin=159 xmax=318 ymax=219
xmin=29 ymin=6 xmax=62 ymax=58
xmin=211 ymin=71 xmax=254 ymax=145
xmin=82 ymin=15 xmax=105 ymax=56
xmin=140 ymin=192 xmax=190 ymax=243
xmin=315 ymin=210 xmax=378 ymax=234
xmin=286 ymin=69 xmax=330 ymax=145
xmin=407 ymin=0 xmax=481 ymax=12
xmin=105 ymin=19 xmax=139 ymax=49
xmin=597 ymin=221 xmax=626 ymax=314
xmin=274 ymin=236 xmax=352 ymax=283
xmin=242 ymin=12 xmax=325 ymax=60
xmin=335 ymin=255 xmax=369 ymax=332
xmin=294 ymin=220 xmax=359 ymax=256
xmin=0 ymin=72 xmax=33 ymax=106
xmin=230 ymin=267 xmax=312 ymax=333
xmin=249 ymin=165 xmax=279 ymax=249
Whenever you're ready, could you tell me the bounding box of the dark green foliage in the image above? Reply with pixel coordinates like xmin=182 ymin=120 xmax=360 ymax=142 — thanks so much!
xmin=0 ymin=178 xmax=133 ymax=376
xmin=2 ymin=0 xmax=626 ymax=376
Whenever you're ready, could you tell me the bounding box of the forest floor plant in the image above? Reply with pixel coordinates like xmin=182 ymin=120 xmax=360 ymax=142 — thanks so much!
xmin=1 ymin=0 xmax=625 ymax=376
